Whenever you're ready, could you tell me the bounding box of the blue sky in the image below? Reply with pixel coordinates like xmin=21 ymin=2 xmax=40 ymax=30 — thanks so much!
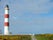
xmin=0 ymin=0 xmax=53 ymax=34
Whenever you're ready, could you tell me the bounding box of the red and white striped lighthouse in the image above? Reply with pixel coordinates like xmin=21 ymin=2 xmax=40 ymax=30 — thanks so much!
xmin=4 ymin=5 xmax=9 ymax=35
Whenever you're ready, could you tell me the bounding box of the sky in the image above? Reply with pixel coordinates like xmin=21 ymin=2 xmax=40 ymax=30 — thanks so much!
xmin=0 ymin=0 xmax=53 ymax=34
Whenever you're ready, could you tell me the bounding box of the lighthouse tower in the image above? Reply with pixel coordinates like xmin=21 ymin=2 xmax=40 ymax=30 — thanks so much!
xmin=4 ymin=5 xmax=9 ymax=35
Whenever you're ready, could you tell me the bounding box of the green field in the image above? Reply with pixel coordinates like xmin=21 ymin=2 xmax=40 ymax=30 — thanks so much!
xmin=35 ymin=34 xmax=53 ymax=40
xmin=0 ymin=34 xmax=53 ymax=40
xmin=0 ymin=35 xmax=31 ymax=40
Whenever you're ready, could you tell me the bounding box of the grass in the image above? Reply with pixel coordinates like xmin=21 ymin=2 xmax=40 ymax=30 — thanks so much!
xmin=0 ymin=35 xmax=31 ymax=40
xmin=35 ymin=34 xmax=53 ymax=40
xmin=0 ymin=34 xmax=53 ymax=40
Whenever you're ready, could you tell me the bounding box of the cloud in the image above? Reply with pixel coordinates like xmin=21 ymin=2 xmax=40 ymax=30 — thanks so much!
xmin=1 ymin=0 xmax=53 ymax=18
xmin=9 ymin=0 xmax=53 ymax=14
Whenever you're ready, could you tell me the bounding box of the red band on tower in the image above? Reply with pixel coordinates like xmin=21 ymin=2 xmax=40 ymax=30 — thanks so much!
xmin=4 ymin=14 xmax=9 ymax=18
xmin=4 ymin=22 xmax=9 ymax=26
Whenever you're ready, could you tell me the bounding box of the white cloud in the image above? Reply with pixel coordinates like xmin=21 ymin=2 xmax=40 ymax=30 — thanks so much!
xmin=1 ymin=0 xmax=53 ymax=17
xmin=14 ymin=0 xmax=53 ymax=14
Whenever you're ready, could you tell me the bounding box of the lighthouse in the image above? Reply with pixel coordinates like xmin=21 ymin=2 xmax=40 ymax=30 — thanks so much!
xmin=4 ymin=5 xmax=9 ymax=35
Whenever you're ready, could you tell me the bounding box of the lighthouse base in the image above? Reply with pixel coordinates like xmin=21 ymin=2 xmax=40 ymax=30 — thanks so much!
xmin=4 ymin=26 xmax=9 ymax=35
